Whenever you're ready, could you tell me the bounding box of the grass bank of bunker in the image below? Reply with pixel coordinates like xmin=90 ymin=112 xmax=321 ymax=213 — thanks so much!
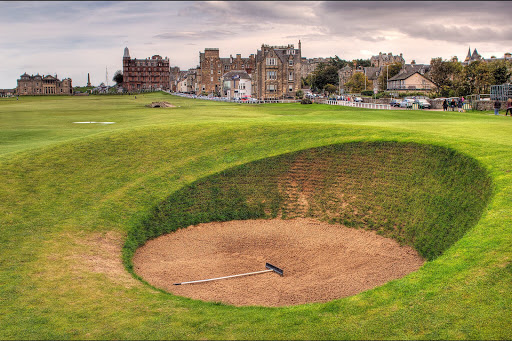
xmin=124 ymin=141 xmax=492 ymax=305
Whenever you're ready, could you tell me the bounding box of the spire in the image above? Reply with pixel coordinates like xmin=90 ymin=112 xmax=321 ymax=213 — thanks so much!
xmin=471 ymin=48 xmax=480 ymax=60
xmin=298 ymin=40 xmax=301 ymax=51
xmin=465 ymin=46 xmax=471 ymax=62
xmin=123 ymin=47 xmax=130 ymax=58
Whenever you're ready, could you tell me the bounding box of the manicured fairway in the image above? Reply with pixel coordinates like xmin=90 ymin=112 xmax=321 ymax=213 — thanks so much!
xmin=0 ymin=92 xmax=511 ymax=339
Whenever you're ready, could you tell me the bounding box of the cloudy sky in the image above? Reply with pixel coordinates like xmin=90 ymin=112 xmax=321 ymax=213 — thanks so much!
xmin=1 ymin=1 xmax=511 ymax=88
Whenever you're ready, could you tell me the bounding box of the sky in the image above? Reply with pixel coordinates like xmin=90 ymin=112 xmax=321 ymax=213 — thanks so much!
xmin=1 ymin=1 xmax=511 ymax=88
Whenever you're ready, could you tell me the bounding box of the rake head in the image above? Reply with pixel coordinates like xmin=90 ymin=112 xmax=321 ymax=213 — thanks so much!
xmin=265 ymin=262 xmax=284 ymax=276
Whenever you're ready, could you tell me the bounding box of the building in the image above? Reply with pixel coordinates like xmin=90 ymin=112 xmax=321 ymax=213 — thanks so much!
xmin=176 ymin=68 xmax=200 ymax=94
xmin=489 ymin=52 xmax=512 ymax=62
xmin=300 ymin=57 xmax=329 ymax=79
xmin=387 ymin=63 xmax=435 ymax=93
xmin=16 ymin=73 xmax=72 ymax=95
xmin=338 ymin=65 xmax=364 ymax=93
xmin=122 ymin=47 xmax=170 ymax=92
xmin=222 ymin=70 xmax=252 ymax=99
xmin=252 ymin=42 xmax=303 ymax=100
xmin=370 ymin=52 xmax=405 ymax=68
xmin=0 ymin=89 xmax=16 ymax=97
xmin=463 ymin=47 xmax=482 ymax=65
xmin=198 ymin=48 xmax=256 ymax=96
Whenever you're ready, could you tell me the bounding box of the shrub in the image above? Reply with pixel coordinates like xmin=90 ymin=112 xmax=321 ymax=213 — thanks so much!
xmin=301 ymin=98 xmax=313 ymax=104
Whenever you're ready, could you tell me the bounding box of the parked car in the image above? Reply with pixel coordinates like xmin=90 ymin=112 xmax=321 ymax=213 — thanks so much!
xmin=354 ymin=97 xmax=363 ymax=102
xmin=414 ymin=98 xmax=431 ymax=109
xmin=399 ymin=98 xmax=414 ymax=108
xmin=389 ymin=99 xmax=400 ymax=107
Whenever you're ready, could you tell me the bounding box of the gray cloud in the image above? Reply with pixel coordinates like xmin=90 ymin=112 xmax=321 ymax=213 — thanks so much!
xmin=154 ymin=30 xmax=234 ymax=40
xmin=1 ymin=1 xmax=511 ymax=88
xmin=317 ymin=1 xmax=512 ymax=44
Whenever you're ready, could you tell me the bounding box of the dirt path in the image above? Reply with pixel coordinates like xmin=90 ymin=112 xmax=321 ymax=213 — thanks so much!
xmin=133 ymin=218 xmax=424 ymax=307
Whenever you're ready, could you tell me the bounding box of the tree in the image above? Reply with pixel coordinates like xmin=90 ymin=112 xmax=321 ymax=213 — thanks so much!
xmin=352 ymin=59 xmax=371 ymax=68
xmin=309 ymin=63 xmax=339 ymax=91
xmin=344 ymin=72 xmax=372 ymax=93
xmin=324 ymin=84 xmax=337 ymax=96
xmin=490 ymin=60 xmax=512 ymax=85
xmin=461 ymin=61 xmax=493 ymax=95
xmin=295 ymin=89 xmax=304 ymax=99
xmin=113 ymin=70 xmax=123 ymax=85
xmin=429 ymin=57 xmax=463 ymax=97
xmin=328 ymin=55 xmax=348 ymax=69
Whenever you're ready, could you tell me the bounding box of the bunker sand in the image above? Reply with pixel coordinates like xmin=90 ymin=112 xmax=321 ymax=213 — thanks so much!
xmin=133 ymin=218 xmax=425 ymax=307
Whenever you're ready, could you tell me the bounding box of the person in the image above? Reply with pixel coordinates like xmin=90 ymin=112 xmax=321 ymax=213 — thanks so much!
xmin=443 ymin=99 xmax=448 ymax=111
xmin=458 ymin=98 xmax=464 ymax=112
xmin=506 ymin=97 xmax=512 ymax=116
xmin=494 ymin=99 xmax=501 ymax=115
xmin=450 ymin=99 xmax=456 ymax=111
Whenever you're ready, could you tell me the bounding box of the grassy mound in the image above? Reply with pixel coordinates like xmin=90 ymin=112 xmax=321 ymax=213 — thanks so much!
xmin=124 ymin=141 xmax=492 ymax=274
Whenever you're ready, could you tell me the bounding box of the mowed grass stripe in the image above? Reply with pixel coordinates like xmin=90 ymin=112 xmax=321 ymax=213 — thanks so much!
xmin=0 ymin=94 xmax=511 ymax=339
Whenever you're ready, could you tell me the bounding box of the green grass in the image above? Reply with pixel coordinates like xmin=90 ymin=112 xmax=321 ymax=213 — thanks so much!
xmin=0 ymin=92 xmax=511 ymax=339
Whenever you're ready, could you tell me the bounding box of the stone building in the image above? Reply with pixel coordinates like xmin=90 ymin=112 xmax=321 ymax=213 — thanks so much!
xmin=222 ymin=70 xmax=252 ymax=99
xmin=177 ymin=68 xmax=200 ymax=94
xmin=252 ymin=42 xmax=303 ymax=100
xmin=198 ymin=48 xmax=255 ymax=95
xmin=16 ymin=73 xmax=72 ymax=95
xmin=170 ymin=66 xmax=181 ymax=92
xmin=0 ymin=89 xmax=15 ymax=97
xmin=370 ymin=52 xmax=405 ymax=68
xmin=387 ymin=63 xmax=435 ymax=93
xmin=300 ymin=57 xmax=329 ymax=79
xmin=463 ymin=47 xmax=482 ymax=65
xmin=462 ymin=47 xmax=512 ymax=65
xmin=338 ymin=66 xmax=364 ymax=93
xmin=122 ymin=47 xmax=170 ymax=92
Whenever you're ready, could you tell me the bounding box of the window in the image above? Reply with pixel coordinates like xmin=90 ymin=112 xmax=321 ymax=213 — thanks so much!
xmin=266 ymin=58 xmax=277 ymax=66
xmin=239 ymin=83 xmax=246 ymax=90
xmin=267 ymin=84 xmax=276 ymax=92
xmin=288 ymin=71 xmax=293 ymax=81
xmin=267 ymin=71 xmax=277 ymax=80
xmin=224 ymin=65 xmax=229 ymax=70
xmin=289 ymin=60 xmax=293 ymax=66
xmin=289 ymin=85 xmax=293 ymax=92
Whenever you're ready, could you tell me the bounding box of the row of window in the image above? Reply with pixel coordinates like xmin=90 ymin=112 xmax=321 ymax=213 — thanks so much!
xmin=265 ymin=58 xmax=294 ymax=66
xmin=266 ymin=71 xmax=294 ymax=81
xmin=266 ymin=84 xmax=294 ymax=92
xmin=22 ymin=88 xmax=65 ymax=94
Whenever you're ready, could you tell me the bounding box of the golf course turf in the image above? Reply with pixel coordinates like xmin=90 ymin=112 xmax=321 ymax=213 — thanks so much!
xmin=0 ymin=92 xmax=510 ymax=339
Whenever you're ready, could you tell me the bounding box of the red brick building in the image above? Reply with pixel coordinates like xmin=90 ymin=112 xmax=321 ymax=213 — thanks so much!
xmin=122 ymin=47 xmax=170 ymax=92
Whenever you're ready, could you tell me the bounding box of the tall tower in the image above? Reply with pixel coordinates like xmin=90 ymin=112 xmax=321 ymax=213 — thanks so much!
xmin=87 ymin=73 xmax=91 ymax=87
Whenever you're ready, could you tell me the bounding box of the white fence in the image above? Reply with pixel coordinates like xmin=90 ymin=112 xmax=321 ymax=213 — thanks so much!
xmin=325 ymin=99 xmax=392 ymax=110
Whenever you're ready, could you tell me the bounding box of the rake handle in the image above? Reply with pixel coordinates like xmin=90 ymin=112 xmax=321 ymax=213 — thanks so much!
xmin=174 ymin=269 xmax=273 ymax=285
